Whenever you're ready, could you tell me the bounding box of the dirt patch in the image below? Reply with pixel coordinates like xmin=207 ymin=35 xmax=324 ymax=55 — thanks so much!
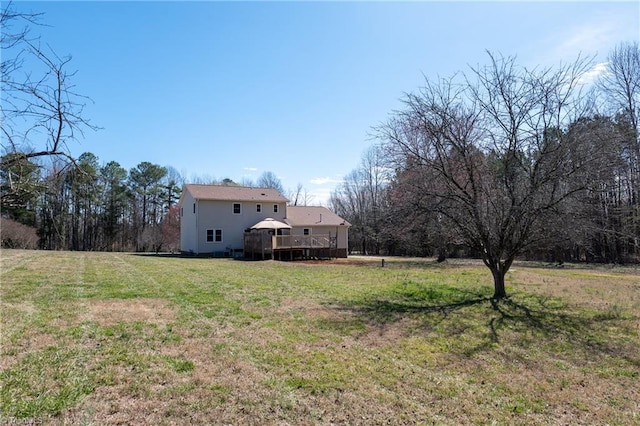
xmin=86 ymin=298 xmax=176 ymax=326
xmin=277 ymin=297 xmax=337 ymax=320
xmin=346 ymin=320 xmax=411 ymax=349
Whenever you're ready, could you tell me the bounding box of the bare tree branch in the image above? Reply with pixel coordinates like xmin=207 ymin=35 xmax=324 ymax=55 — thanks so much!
xmin=1 ymin=3 xmax=98 ymax=170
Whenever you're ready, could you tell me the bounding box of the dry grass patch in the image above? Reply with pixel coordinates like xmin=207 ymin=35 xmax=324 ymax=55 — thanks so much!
xmin=278 ymin=297 xmax=337 ymax=319
xmin=86 ymin=298 xmax=175 ymax=326
xmin=0 ymin=329 xmax=57 ymax=372
xmin=344 ymin=319 xmax=410 ymax=349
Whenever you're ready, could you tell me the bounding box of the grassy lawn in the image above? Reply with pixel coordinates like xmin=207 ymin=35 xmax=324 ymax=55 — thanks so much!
xmin=1 ymin=250 xmax=639 ymax=425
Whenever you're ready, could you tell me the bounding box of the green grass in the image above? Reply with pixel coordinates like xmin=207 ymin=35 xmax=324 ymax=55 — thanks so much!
xmin=1 ymin=250 xmax=639 ymax=425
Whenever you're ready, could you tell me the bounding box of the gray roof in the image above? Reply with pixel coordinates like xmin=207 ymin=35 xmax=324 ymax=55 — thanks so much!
xmin=183 ymin=184 xmax=288 ymax=203
xmin=284 ymin=206 xmax=351 ymax=227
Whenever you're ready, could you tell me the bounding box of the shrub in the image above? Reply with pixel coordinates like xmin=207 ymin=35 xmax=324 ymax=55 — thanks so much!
xmin=0 ymin=217 xmax=38 ymax=249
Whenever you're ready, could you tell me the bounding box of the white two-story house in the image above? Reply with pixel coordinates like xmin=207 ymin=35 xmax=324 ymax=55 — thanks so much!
xmin=179 ymin=184 xmax=350 ymax=258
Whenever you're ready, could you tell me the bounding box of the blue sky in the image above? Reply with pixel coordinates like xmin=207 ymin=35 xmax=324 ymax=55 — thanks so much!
xmin=11 ymin=1 xmax=640 ymax=204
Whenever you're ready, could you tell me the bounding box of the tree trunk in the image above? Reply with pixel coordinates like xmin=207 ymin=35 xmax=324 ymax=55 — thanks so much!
xmin=491 ymin=267 xmax=508 ymax=300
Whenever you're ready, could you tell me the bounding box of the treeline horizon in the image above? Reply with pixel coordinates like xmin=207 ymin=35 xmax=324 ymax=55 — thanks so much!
xmin=329 ymin=43 xmax=640 ymax=266
xmin=0 ymin=155 xmax=313 ymax=251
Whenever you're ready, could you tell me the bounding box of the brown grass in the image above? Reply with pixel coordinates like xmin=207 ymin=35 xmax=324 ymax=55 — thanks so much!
xmin=86 ymin=299 xmax=175 ymax=326
xmin=511 ymin=266 xmax=640 ymax=309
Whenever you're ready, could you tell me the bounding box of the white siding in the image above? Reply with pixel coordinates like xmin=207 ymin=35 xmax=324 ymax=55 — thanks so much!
xmin=179 ymin=191 xmax=198 ymax=253
xmin=194 ymin=200 xmax=287 ymax=254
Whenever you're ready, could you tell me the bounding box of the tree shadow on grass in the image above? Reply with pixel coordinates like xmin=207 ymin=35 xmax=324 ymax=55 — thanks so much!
xmin=486 ymin=297 xmax=639 ymax=365
xmin=336 ymin=285 xmax=639 ymax=365
xmin=353 ymin=292 xmax=490 ymax=323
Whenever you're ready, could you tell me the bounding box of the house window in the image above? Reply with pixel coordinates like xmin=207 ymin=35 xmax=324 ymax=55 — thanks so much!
xmin=193 ymin=203 xmax=196 ymax=214
xmin=233 ymin=203 xmax=241 ymax=214
xmin=181 ymin=207 xmax=183 ymax=217
xmin=303 ymin=228 xmax=310 ymax=235
xmin=273 ymin=204 xmax=279 ymax=213
xmin=206 ymin=229 xmax=223 ymax=243
xmin=256 ymin=204 xmax=262 ymax=213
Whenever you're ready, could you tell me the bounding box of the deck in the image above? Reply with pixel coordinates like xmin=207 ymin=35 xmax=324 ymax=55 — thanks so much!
xmin=244 ymin=233 xmax=338 ymax=260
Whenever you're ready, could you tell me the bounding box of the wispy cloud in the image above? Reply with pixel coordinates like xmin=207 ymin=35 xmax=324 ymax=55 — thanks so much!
xmin=553 ymin=24 xmax=614 ymax=60
xmin=579 ymin=62 xmax=609 ymax=85
xmin=309 ymin=187 xmax=334 ymax=207
xmin=243 ymin=167 xmax=258 ymax=172
xmin=536 ymin=9 xmax=637 ymax=66
xmin=310 ymin=176 xmax=344 ymax=185
xmin=306 ymin=176 xmax=346 ymax=205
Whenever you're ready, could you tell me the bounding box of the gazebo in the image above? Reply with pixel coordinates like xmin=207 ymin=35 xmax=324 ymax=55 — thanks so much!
xmin=243 ymin=218 xmax=291 ymax=260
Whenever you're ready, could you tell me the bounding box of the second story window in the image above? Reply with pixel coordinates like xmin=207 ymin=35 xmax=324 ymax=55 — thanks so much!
xmin=256 ymin=204 xmax=262 ymax=213
xmin=233 ymin=203 xmax=241 ymax=214
xmin=273 ymin=204 xmax=279 ymax=213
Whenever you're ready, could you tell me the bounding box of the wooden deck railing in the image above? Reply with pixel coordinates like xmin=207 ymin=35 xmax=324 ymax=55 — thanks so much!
xmin=272 ymin=234 xmax=336 ymax=250
xmin=244 ymin=232 xmax=339 ymax=259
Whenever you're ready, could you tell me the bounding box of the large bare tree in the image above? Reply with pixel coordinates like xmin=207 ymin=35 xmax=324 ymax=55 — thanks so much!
xmin=1 ymin=2 xmax=96 ymax=169
xmin=257 ymin=171 xmax=285 ymax=194
xmin=379 ymin=53 xmax=609 ymax=300
xmin=288 ymin=182 xmax=314 ymax=206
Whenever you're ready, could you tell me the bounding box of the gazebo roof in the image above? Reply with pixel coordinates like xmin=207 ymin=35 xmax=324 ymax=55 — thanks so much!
xmin=250 ymin=217 xmax=292 ymax=230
